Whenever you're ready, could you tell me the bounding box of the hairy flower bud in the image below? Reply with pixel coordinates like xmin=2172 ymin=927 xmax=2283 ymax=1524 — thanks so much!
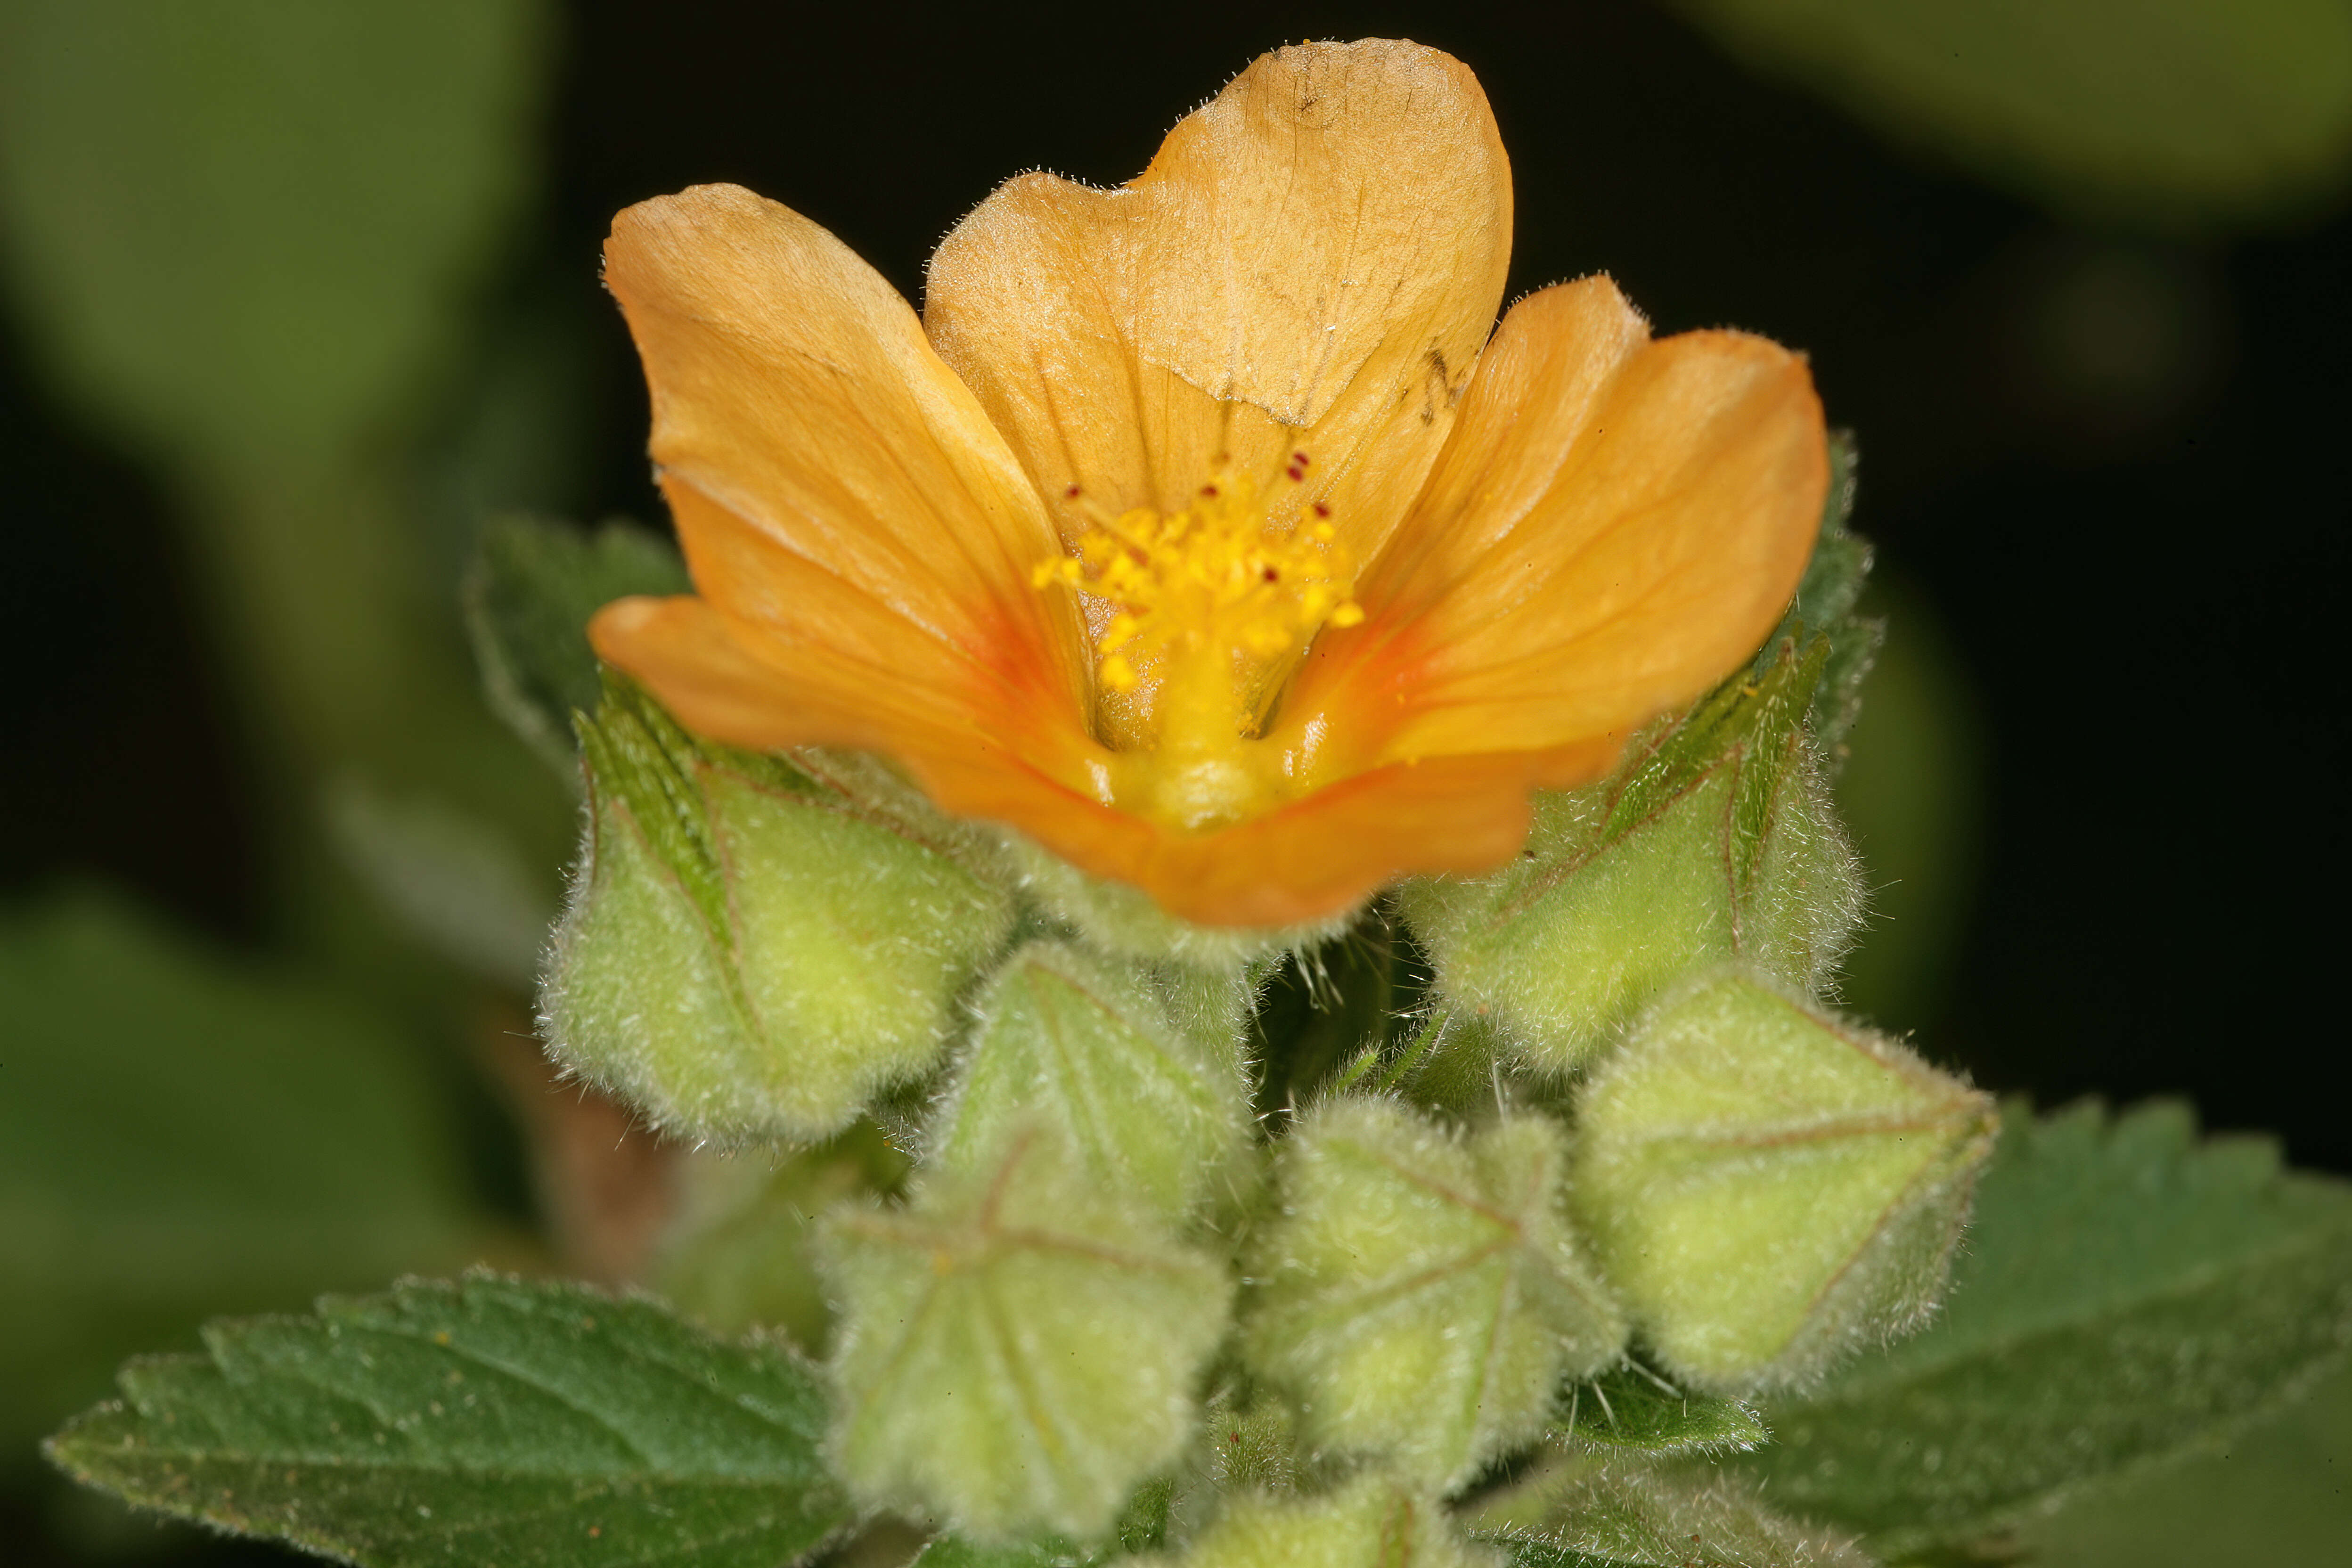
xmin=931 ymin=940 xmax=1251 ymax=1220
xmin=1399 ymin=640 xmax=1862 ymax=1074
xmin=541 ymin=675 xmax=1014 ymax=1145
xmin=821 ymin=1127 xmax=1232 ymax=1542
xmin=1242 ymin=1099 xmax=1625 ymax=1491
xmin=1568 ymin=970 xmax=1997 ymax=1393
xmin=1151 ymin=1474 xmax=1502 ymax=1568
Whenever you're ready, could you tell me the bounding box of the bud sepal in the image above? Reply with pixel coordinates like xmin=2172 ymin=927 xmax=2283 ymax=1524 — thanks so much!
xmin=1568 ymin=969 xmax=1997 ymax=1393
xmin=541 ymin=673 xmax=1015 ymax=1146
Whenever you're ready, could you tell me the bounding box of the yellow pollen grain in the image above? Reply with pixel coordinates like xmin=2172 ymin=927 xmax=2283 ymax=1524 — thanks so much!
xmin=1034 ymin=460 xmax=1363 ymax=729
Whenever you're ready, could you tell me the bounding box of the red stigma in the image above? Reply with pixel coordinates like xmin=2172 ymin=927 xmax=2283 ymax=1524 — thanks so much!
xmin=1313 ymin=502 xmax=1332 ymax=518
xmin=1285 ymin=466 xmax=1305 ymax=482
xmin=1263 ymin=566 xmax=1281 ymax=582
xmin=1292 ymin=450 xmax=1310 ymax=466
xmin=1200 ymin=484 xmax=1219 ymax=498
xmin=1064 ymin=483 xmax=1082 ymax=498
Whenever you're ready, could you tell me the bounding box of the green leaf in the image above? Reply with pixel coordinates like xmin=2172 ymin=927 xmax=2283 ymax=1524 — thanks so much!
xmin=0 ymin=890 xmax=482 ymax=1454
xmin=1479 ymin=1465 xmax=1873 ymax=1568
xmin=1771 ymin=431 xmax=1882 ymax=759
xmin=1556 ymin=1366 xmax=1768 ymax=1457
xmin=45 ymin=1273 xmax=853 ymax=1568
xmin=0 ymin=0 xmax=551 ymax=466
xmin=1753 ymin=429 xmax=1879 ymax=761
xmin=1674 ymin=0 xmax=2352 ymax=230
xmin=0 ymin=0 xmax=573 ymax=905
xmin=1734 ymin=1100 xmax=2352 ymax=1557
xmin=1787 ymin=432 xmax=1869 ymax=637
xmin=325 ymin=774 xmax=558 ymax=988
xmin=466 ymin=515 xmax=693 ymax=775
xmin=2011 ymin=1359 xmax=2352 ymax=1565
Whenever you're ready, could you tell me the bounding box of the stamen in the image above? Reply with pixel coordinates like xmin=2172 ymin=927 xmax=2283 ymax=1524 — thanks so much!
xmin=1033 ymin=456 xmax=1364 ymax=774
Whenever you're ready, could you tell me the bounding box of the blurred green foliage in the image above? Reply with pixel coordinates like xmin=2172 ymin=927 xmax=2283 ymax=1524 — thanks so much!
xmin=2014 ymin=1360 xmax=2352 ymax=1565
xmin=0 ymin=3 xmax=2346 ymax=1562
xmin=0 ymin=890 xmax=493 ymax=1461
xmin=1677 ymin=0 xmax=2352 ymax=230
xmin=0 ymin=0 xmax=568 ymax=921
xmin=1832 ymin=582 xmax=1984 ymax=1035
xmin=0 ymin=1 xmax=546 ymax=466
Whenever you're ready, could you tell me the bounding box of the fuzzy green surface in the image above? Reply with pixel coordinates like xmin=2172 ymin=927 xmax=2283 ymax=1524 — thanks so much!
xmin=1553 ymin=1365 xmax=1766 ymax=1457
xmin=1151 ymin=1475 xmax=1500 ymax=1568
xmin=1244 ymin=1100 xmax=1625 ymax=1491
xmin=545 ymin=681 xmax=1013 ymax=1145
xmin=43 ymin=1274 xmax=850 ymax=1568
xmin=934 ymin=941 xmax=1250 ymax=1220
xmin=1736 ymin=1098 xmax=2352 ymax=1558
xmin=1479 ymin=1464 xmax=1870 ymax=1568
xmin=655 ymin=1122 xmax=910 ymax=1353
xmin=821 ymin=1129 xmax=1232 ymax=1541
xmin=1569 ymin=971 xmax=1994 ymax=1393
xmin=1401 ymin=643 xmax=1860 ymax=1076
xmin=464 ymin=514 xmax=692 ymax=776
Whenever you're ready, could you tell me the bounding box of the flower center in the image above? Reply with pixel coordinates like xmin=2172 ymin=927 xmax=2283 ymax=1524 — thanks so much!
xmin=1033 ymin=452 xmax=1363 ymax=830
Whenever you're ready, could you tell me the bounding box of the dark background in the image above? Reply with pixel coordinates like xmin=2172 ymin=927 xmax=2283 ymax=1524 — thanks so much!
xmin=5 ymin=0 xmax=2344 ymax=1161
xmin=4 ymin=4 xmax=2348 ymax=1563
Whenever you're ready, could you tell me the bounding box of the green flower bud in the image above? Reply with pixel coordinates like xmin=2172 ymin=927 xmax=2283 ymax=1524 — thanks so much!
xmin=821 ymin=1127 xmax=1233 ymax=1542
xmin=1150 ymin=1475 xmax=1501 ymax=1568
xmin=1242 ymin=1099 xmax=1626 ymax=1492
xmin=653 ymin=1119 xmax=909 ymax=1353
xmin=932 ymin=941 xmax=1251 ymax=1220
xmin=1398 ymin=640 xmax=1862 ymax=1074
xmin=1568 ymin=970 xmax=1997 ymax=1394
xmin=541 ymin=675 xmax=1014 ymax=1145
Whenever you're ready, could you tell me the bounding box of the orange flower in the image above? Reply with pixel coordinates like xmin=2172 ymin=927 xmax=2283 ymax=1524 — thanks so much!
xmin=589 ymin=39 xmax=1827 ymax=929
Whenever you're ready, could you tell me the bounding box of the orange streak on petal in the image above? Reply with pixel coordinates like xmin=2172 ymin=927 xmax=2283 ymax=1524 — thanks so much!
xmin=590 ymin=596 xmax=1102 ymax=796
xmin=594 ymin=590 xmax=1632 ymax=929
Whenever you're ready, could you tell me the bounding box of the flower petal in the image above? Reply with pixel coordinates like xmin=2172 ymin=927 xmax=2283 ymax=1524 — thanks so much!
xmin=923 ymin=39 xmax=1511 ymax=565
xmin=591 ymin=592 xmax=1106 ymax=801
xmin=1294 ymin=277 xmax=1828 ymax=772
xmin=595 ymin=591 xmax=1582 ymax=927
xmin=602 ymin=183 xmax=1087 ymax=727
xmin=972 ymin=746 xmax=1617 ymax=930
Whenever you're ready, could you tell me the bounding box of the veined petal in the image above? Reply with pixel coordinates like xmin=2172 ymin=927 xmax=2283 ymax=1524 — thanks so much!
xmin=1293 ymin=277 xmax=1828 ymax=775
xmin=923 ymin=39 xmax=1511 ymax=566
xmin=591 ymin=593 xmax=1105 ymax=795
xmin=603 ymin=184 xmax=1087 ymax=726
